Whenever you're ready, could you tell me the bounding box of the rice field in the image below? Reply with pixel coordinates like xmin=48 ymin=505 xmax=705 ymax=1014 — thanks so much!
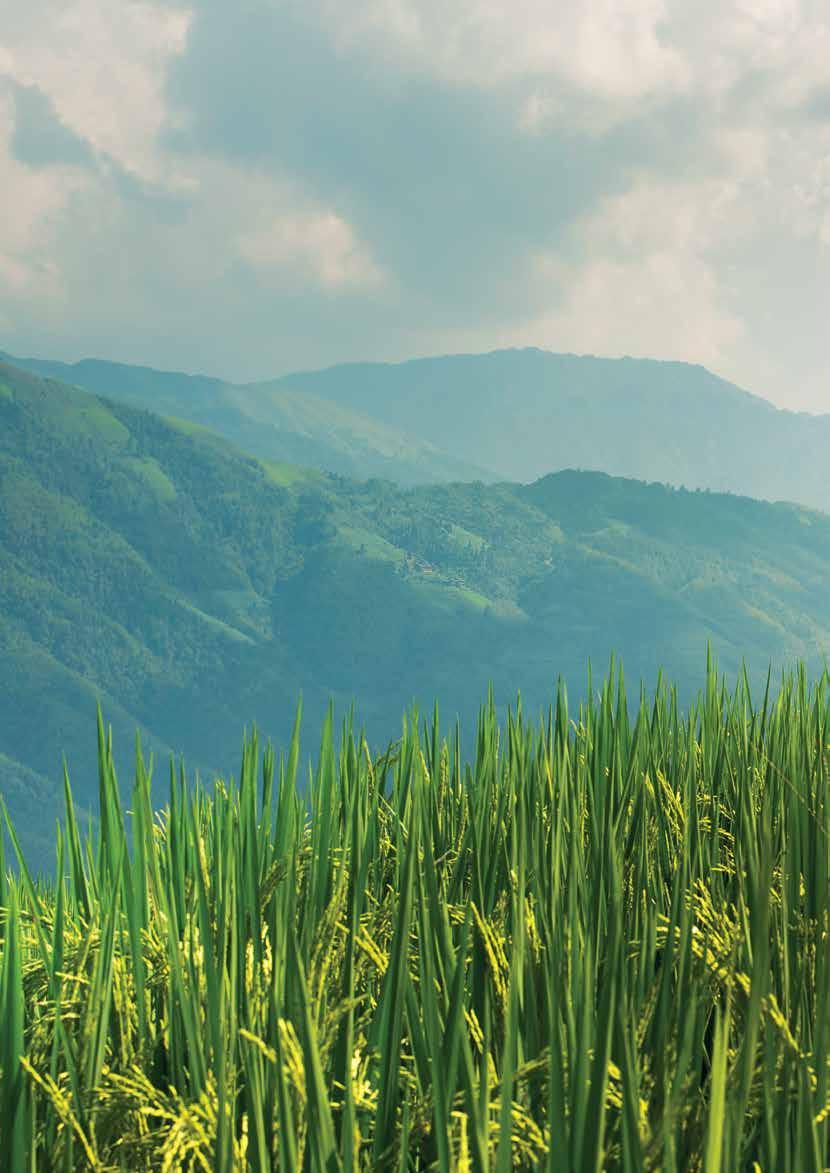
xmin=3 ymin=660 xmax=830 ymax=1170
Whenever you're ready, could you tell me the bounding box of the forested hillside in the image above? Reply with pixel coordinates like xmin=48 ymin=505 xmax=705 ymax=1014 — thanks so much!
xmin=2 ymin=358 xmax=830 ymax=866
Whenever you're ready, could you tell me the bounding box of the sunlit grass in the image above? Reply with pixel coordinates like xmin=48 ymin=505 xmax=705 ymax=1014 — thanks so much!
xmin=3 ymin=656 xmax=830 ymax=1169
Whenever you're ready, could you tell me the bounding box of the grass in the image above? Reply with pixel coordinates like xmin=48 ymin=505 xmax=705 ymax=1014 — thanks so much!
xmin=3 ymin=657 xmax=830 ymax=1169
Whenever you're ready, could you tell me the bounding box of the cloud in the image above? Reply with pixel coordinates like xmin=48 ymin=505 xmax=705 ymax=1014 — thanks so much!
xmin=10 ymin=82 xmax=95 ymax=168
xmin=315 ymin=0 xmax=688 ymax=99
xmin=163 ymin=1 xmax=661 ymax=332
xmin=529 ymin=249 xmax=746 ymax=376
xmin=0 ymin=0 xmax=829 ymax=409
xmin=804 ymin=88 xmax=830 ymax=120
xmin=2 ymin=0 xmax=190 ymax=178
xmin=531 ymin=177 xmax=747 ymax=366
xmin=0 ymin=87 xmax=86 ymax=304
xmin=238 ymin=211 xmax=385 ymax=291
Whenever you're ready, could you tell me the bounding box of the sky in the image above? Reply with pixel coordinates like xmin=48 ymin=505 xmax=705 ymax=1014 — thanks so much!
xmin=1 ymin=0 xmax=829 ymax=411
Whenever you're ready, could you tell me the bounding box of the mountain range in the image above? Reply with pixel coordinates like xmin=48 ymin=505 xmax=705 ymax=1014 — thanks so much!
xmin=2 ymin=354 xmax=830 ymax=868
xmin=6 ymin=346 xmax=830 ymax=509
xmin=0 ymin=350 xmax=487 ymax=486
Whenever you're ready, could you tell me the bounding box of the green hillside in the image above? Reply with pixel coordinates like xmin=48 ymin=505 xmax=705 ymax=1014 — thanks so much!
xmin=0 ymin=351 xmax=489 ymax=485
xmin=2 ymin=359 xmax=830 ymax=867
xmin=11 ymin=346 xmax=830 ymax=511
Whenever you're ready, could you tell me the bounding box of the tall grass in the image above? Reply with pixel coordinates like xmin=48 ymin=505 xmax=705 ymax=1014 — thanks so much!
xmin=2 ymin=659 xmax=830 ymax=1169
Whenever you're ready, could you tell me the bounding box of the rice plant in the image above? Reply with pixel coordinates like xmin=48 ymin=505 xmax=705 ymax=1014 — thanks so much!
xmin=3 ymin=658 xmax=830 ymax=1169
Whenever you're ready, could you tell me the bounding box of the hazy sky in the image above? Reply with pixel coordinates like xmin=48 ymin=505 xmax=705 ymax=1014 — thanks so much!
xmin=1 ymin=1 xmax=829 ymax=410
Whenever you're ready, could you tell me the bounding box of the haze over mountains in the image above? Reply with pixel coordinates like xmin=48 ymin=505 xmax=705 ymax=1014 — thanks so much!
xmin=6 ymin=346 xmax=830 ymax=510
xmin=2 ymin=355 xmax=830 ymax=867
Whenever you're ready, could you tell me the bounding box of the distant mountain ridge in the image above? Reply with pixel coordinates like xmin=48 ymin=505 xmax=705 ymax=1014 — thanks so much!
xmin=273 ymin=348 xmax=830 ymax=505
xmin=2 ymin=357 xmax=830 ymax=868
xmin=0 ymin=350 xmax=492 ymax=486
xmin=6 ymin=345 xmax=829 ymax=510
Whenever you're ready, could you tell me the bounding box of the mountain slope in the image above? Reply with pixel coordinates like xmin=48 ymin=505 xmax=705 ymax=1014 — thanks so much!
xmin=2 ymin=359 xmax=830 ymax=868
xmin=10 ymin=346 xmax=830 ymax=510
xmin=0 ymin=351 xmax=491 ymax=485
xmin=273 ymin=348 xmax=830 ymax=509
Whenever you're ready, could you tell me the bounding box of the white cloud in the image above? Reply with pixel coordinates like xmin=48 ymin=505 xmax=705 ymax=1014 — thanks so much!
xmin=507 ymin=142 xmax=830 ymax=406
xmin=488 ymin=175 xmax=746 ymax=371
xmin=316 ymin=0 xmax=830 ymax=139
xmin=528 ymin=251 xmax=745 ymax=374
xmin=1 ymin=0 xmax=829 ymax=409
xmin=321 ymin=0 xmax=688 ymax=99
xmin=1 ymin=0 xmax=191 ymax=178
xmin=0 ymin=89 xmax=88 ymax=306
xmin=662 ymin=0 xmax=830 ymax=106
xmin=238 ymin=210 xmax=385 ymax=291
